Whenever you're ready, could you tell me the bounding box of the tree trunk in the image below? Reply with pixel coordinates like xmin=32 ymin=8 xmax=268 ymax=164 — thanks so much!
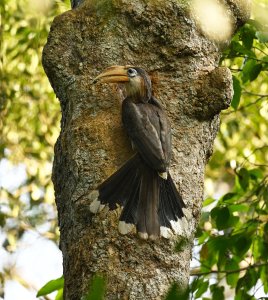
xmin=42 ymin=1 xmax=250 ymax=299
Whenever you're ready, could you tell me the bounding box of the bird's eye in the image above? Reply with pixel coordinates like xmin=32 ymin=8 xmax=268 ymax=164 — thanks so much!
xmin=127 ymin=68 xmax=138 ymax=78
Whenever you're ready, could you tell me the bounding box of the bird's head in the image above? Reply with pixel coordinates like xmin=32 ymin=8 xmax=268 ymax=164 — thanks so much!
xmin=93 ymin=65 xmax=152 ymax=102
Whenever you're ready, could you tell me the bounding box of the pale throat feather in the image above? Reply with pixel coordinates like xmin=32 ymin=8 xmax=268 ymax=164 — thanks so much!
xmin=126 ymin=77 xmax=147 ymax=101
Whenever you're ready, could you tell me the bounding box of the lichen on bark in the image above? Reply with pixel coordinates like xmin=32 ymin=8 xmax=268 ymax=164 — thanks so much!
xmin=42 ymin=0 xmax=250 ymax=299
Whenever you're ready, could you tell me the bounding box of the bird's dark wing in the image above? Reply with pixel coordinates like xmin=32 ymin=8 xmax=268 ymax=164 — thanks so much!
xmin=71 ymin=0 xmax=83 ymax=9
xmin=122 ymin=98 xmax=172 ymax=172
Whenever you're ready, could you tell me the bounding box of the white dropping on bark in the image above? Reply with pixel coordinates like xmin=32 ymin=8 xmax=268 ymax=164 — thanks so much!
xmin=118 ymin=221 xmax=135 ymax=235
xmin=160 ymin=226 xmax=174 ymax=239
xmin=89 ymin=199 xmax=105 ymax=213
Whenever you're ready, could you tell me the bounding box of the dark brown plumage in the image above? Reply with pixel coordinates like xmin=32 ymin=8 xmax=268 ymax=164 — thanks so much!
xmin=91 ymin=66 xmax=185 ymax=240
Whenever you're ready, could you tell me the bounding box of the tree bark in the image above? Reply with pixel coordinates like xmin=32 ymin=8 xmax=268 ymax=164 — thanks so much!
xmin=42 ymin=0 xmax=250 ymax=299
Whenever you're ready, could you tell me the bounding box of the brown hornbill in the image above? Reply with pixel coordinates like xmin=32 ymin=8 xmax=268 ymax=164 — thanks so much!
xmin=90 ymin=65 xmax=185 ymax=240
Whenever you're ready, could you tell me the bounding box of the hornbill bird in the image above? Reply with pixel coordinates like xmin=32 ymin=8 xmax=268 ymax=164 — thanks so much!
xmin=91 ymin=65 xmax=185 ymax=240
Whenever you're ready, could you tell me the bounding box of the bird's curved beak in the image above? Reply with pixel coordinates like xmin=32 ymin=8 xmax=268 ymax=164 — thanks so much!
xmin=93 ymin=65 xmax=129 ymax=84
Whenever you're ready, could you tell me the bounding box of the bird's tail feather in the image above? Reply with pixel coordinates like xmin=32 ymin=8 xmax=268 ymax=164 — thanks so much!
xmin=159 ymin=173 xmax=185 ymax=237
xmin=136 ymin=165 xmax=160 ymax=239
xmin=95 ymin=155 xmax=185 ymax=239
xmin=98 ymin=154 xmax=141 ymax=209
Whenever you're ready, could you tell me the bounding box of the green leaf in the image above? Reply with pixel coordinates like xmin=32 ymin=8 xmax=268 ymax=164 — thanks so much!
xmin=244 ymin=268 xmax=258 ymax=291
xmin=211 ymin=206 xmax=230 ymax=230
xmin=195 ymin=280 xmax=209 ymax=298
xmin=226 ymin=259 xmax=239 ymax=287
xmin=55 ymin=288 xmax=64 ymax=300
xmin=229 ymin=41 xmax=256 ymax=58
xmin=238 ymin=168 xmax=249 ymax=191
xmin=253 ymin=236 xmax=267 ymax=261
xmin=216 ymin=207 xmax=230 ymax=229
xmin=241 ymin=33 xmax=254 ymax=50
xmin=208 ymin=236 xmax=230 ymax=254
xmin=229 ymin=204 xmax=248 ymax=213
xmin=82 ymin=274 xmax=106 ymax=300
xmin=249 ymin=63 xmax=262 ymax=81
xmin=231 ymin=76 xmax=242 ymax=109
xmin=262 ymin=56 xmax=268 ymax=63
xmin=227 ymin=215 xmax=240 ymax=228
xmin=197 ymin=231 xmax=209 ymax=244
xmin=221 ymin=193 xmax=238 ymax=203
xmin=249 ymin=168 xmax=263 ymax=180
xmin=37 ymin=276 xmax=64 ymax=297
xmin=242 ymin=59 xmax=256 ymax=83
xmin=256 ymin=31 xmax=268 ymax=43
xmin=240 ymin=24 xmax=256 ymax=50
xmin=190 ymin=277 xmax=199 ymax=294
xmin=260 ymin=265 xmax=268 ymax=293
xmin=200 ymin=211 xmax=210 ymax=223
xmin=241 ymin=58 xmax=262 ymax=83
xmin=203 ymin=197 xmax=215 ymax=207
xmin=210 ymin=284 xmax=224 ymax=300
xmin=232 ymin=234 xmax=252 ymax=257
xmin=235 ymin=290 xmax=256 ymax=300
xmin=246 ymin=219 xmax=260 ymax=234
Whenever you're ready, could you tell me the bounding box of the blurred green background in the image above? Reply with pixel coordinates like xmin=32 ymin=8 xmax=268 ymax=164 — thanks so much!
xmin=0 ymin=0 xmax=68 ymax=298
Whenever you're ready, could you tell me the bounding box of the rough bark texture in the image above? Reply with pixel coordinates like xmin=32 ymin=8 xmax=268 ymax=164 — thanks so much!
xmin=42 ymin=1 xmax=250 ymax=299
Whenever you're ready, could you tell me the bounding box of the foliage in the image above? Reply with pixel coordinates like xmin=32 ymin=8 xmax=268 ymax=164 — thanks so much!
xmin=37 ymin=276 xmax=64 ymax=299
xmin=0 ymin=0 xmax=69 ymax=297
xmin=36 ymin=274 xmax=106 ymax=300
xmin=187 ymin=13 xmax=268 ymax=300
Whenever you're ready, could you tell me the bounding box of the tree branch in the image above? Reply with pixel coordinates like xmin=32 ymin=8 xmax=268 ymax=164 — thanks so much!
xmin=190 ymin=262 xmax=268 ymax=277
xmin=242 ymin=91 xmax=268 ymax=97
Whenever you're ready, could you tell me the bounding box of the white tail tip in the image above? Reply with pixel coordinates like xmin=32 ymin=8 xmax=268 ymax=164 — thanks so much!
xmin=138 ymin=232 xmax=149 ymax=240
xmin=149 ymin=234 xmax=158 ymax=241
